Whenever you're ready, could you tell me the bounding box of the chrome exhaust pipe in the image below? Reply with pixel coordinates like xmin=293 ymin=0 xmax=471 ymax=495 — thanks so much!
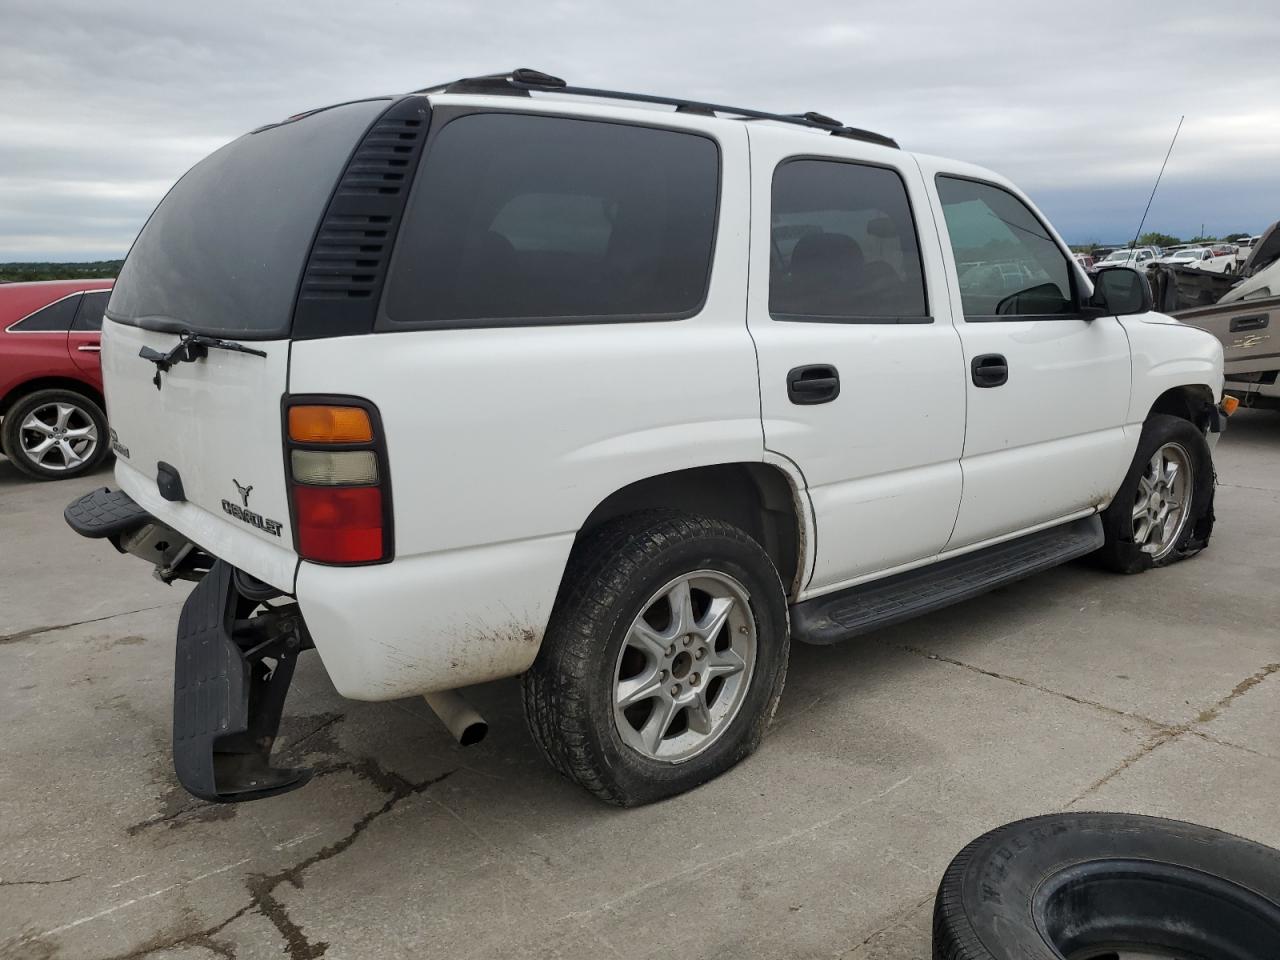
xmin=423 ymin=690 xmax=488 ymax=746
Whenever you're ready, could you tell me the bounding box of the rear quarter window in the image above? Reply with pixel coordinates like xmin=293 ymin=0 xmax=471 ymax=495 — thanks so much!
xmin=107 ymin=99 xmax=390 ymax=339
xmin=9 ymin=294 xmax=82 ymax=331
xmin=381 ymin=112 xmax=720 ymax=326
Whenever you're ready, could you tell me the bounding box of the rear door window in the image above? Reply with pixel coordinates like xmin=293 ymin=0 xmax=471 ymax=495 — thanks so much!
xmin=382 ymin=113 xmax=720 ymax=326
xmin=10 ymin=294 xmax=82 ymax=331
xmin=769 ymin=159 xmax=929 ymax=322
xmin=72 ymin=291 xmax=110 ymax=331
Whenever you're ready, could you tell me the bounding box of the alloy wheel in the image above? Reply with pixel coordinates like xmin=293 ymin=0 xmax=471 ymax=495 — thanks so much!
xmin=17 ymin=401 xmax=99 ymax=472
xmin=612 ymin=570 xmax=757 ymax=763
xmin=1131 ymin=442 xmax=1192 ymax=560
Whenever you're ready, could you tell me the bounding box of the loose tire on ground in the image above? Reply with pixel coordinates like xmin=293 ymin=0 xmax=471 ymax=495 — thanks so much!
xmin=522 ymin=511 xmax=789 ymax=806
xmin=1094 ymin=413 xmax=1214 ymax=573
xmin=1 ymin=388 xmax=110 ymax=481
xmin=934 ymin=812 xmax=1280 ymax=960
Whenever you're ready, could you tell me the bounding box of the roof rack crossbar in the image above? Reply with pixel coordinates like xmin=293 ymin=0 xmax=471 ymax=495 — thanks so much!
xmin=415 ymin=69 xmax=899 ymax=149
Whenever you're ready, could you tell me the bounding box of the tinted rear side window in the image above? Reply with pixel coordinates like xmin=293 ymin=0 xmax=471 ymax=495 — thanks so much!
xmin=73 ymin=290 xmax=109 ymax=331
xmin=108 ymin=99 xmax=389 ymax=338
xmin=11 ymin=294 xmax=82 ymax=331
xmin=382 ymin=113 xmax=719 ymax=325
xmin=770 ymin=159 xmax=928 ymax=322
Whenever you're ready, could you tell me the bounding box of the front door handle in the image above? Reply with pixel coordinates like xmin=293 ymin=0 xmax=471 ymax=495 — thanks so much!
xmin=1230 ymin=314 xmax=1269 ymax=332
xmin=77 ymin=344 xmax=102 ymax=353
xmin=971 ymin=353 xmax=1008 ymax=388
xmin=787 ymin=364 xmax=840 ymax=404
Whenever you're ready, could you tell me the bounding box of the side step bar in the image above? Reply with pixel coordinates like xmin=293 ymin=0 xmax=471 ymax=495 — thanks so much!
xmin=791 ymin=515 xmax=1104 ymax=645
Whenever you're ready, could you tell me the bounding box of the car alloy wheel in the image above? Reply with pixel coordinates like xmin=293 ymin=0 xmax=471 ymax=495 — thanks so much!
xmin=612 ymin=570 xmax=757 ymax=763
xmin=1131 ymin=441 xmax=1192 ymax=560
xmin=17 ymin=400 xmax=100 ymax=473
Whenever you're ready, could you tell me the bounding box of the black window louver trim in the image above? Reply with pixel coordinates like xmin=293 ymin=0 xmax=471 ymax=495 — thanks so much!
xmin=291 ymin=97 xmax=431 ymax=339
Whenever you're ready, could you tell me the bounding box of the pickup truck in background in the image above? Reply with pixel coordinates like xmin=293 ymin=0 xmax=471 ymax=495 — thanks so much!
xmin=1154 ymin=220 xmax=1280 ymax=409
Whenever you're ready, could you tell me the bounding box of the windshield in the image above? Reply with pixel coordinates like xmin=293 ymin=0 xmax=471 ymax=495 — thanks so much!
xmin=1104 ymin=251 xmax=1132 ymax=261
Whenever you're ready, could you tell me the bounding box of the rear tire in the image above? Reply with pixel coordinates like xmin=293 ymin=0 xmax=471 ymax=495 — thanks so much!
xmin=522 ymin=511 xmax=789 ymax=806
xmin=1094 ymin=413 xmax=1214 ymax=573
xmin=1 ymin=388 xmax=110 ymax=481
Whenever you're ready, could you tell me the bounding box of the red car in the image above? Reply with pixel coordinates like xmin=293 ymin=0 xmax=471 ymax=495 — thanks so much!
xmin=1 ymin=279 xmax=113 ymax=479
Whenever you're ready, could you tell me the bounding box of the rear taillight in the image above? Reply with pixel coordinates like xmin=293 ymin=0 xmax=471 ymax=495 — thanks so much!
xmin=285 ymin=399 xmax=392 ymax=564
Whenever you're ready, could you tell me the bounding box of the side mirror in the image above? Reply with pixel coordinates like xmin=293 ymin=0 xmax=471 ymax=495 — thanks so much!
xmin=1090 ymin=266 xmax=1153 ymax=316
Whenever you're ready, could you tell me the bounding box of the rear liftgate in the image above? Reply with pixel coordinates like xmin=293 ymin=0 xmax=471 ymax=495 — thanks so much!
xmin=65 ymin=488 xmax=314 ymax=801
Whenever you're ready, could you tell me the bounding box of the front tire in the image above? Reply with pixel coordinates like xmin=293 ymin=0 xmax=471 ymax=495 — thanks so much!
xmin=1 ymin=388 xmax=110 ymax=481
xmin=1094 ymin=413 xmax=1214 ymax=573
xmin=522 ymin=511 xmax=789 ymax=806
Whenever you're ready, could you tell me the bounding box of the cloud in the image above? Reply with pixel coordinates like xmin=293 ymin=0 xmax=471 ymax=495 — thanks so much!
xmin=2 ymin=0 xmax=1279 ymax=258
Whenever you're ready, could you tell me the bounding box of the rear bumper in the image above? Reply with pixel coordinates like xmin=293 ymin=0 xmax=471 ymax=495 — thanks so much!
xmin=115 ymin=458 xmax=298 ymax=593
xmin=67 ymin=485 xmax=574 ymax=702
xmin=295 ymin=532 xmax=576 ymax=700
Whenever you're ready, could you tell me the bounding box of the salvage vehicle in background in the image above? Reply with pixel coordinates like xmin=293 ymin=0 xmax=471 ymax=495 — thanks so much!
xmin=1157 ymin=246 xmax=1214 ymax=267
xmin=1096 ymin=246 xmax=1158 ymax=272
xmin=1 ymin=279 xmax=113 ymax=479
xmin=1155 ymin=221 xmax=1280 ymax=410
xmin=66 ymin=69 xmax=1227 ymax=808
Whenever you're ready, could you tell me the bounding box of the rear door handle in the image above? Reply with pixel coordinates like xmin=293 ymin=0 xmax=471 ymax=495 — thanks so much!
xmin=77 ymin=344 xmax=102 ymax=353
xmin=1230 ymin=314 xmax=1269 ymax=332
xmin=971 ymin=353 xmax=1008 ymax=388
xmin=787 ymin=364 xmax=840 ymax=404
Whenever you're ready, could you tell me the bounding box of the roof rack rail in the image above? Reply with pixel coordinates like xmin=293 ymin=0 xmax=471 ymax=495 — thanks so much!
xmin=415 ymin=68 xmax=899 ymax=149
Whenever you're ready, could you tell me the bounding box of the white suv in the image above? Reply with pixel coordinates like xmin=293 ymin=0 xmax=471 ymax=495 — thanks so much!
xmin=67 ymin=69 xmax=1227 ymax=807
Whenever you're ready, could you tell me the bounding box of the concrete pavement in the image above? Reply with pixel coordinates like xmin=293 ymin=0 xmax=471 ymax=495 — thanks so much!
xmin=2 ymin=412 xmax=1278 ymax=959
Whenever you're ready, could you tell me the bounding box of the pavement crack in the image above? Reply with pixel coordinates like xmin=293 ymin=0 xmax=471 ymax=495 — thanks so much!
xmin=1194 ymin=662 xmax=1280 ymax=725
xmin=243 ymin=761 xmax=456 ymax=960
xmin=1065 ymin=726 xmax=1186 ymax=806
xmin=281 ymin=713 xmax=346 ymax=756
xmin=0 ymin=873 xmax=82 ymax=887
xmin=0 ymin=602 xmax=179 ymax=645
xmin=895 ymin=643 xmax=1169 ymax=731
xmin=96 ymin=903 xmax=253 ymax=960
xmin=1191 ymin=729 xmax=1280 ymax=762
xmin=839 ymin=892 xmax=933 ymax=958
xmin=1066 ymin=660 xmax=1280 ymax=806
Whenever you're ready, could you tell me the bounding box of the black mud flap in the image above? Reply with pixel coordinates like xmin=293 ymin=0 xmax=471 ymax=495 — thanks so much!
xmin=174 ymin=561 xmax=313 ymax=803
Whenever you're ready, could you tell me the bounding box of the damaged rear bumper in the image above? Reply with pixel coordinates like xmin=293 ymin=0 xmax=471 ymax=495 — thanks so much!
xmin=66 ymin=488 xmax=314 ymax=802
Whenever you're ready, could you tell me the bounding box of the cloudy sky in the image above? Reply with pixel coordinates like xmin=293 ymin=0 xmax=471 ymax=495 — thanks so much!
xmin=3 ymin=0 xmax=1279 ymax=260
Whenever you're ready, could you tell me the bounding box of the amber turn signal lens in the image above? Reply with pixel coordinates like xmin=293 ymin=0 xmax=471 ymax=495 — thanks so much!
xmin=1220 ymin=395 xmax=1240 ymax=416
xmin=288 ymin=405 xmax=374 ymax=443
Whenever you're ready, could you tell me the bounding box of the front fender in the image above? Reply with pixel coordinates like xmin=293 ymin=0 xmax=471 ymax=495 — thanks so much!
xmin=1121 ymin=313 xmax=1224 ymax=423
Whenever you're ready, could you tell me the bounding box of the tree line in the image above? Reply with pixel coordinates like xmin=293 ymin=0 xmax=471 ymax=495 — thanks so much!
xmin=0 ymin=261 xmax=124 ymax=283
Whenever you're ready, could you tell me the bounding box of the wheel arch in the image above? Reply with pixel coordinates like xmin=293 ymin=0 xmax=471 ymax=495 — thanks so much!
xmin=0 ymin=376 xmax=105 ymax=417
xmin=1148 ymin=383 xmax=1217 ymax=431
xmin=575 ymin=462 xmax=811 ymax=599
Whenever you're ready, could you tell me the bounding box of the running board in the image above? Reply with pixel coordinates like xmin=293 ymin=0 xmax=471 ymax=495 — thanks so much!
xmin=791 ymin=516 xmax=1104 ymax=645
